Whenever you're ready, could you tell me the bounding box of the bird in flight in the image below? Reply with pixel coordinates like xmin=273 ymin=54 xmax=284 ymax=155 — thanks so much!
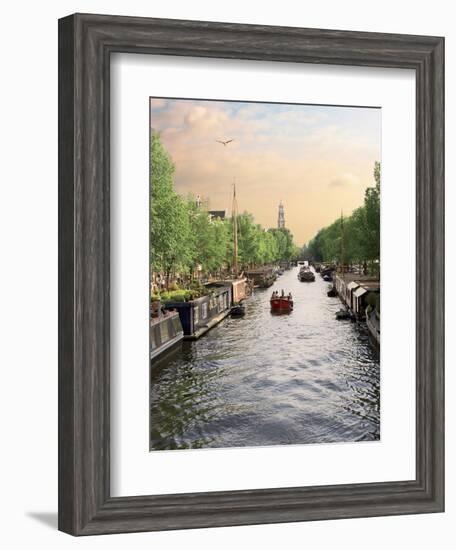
xmin=216 ymin=139 xmax=234 ymax=146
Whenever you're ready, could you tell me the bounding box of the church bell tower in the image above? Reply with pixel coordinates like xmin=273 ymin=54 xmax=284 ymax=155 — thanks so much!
xmin=278 ymin=201 xmax=285 ymax=229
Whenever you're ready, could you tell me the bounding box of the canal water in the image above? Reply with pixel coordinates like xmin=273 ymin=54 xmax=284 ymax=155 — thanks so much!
xmin=150 ymin=266 xmax=380 ymax=451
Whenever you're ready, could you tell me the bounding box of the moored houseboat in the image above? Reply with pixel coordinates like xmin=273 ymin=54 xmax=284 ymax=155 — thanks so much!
xmin=223 ymin=276 xmax=249 ymax=317
xmin=366 ymin=307 xmax=380 ymax=347
xmin=246 ymin=267 xmax=276 ymax=288
xmin=352 ymin=282 xmax=380 ymax=320
xmin=163 ymin=282 xmax=232 ymax=340
xmin=223 ymin=276 xmax=249 ymax=304
xmin=150 ymin=309 xmax=184 ymax=362
xmin=334 ymin=273 xmax=379 ymax=314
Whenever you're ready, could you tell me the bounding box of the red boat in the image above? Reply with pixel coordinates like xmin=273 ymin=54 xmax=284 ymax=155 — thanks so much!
xmin=270 ymin=296 xmax=293 ymax=313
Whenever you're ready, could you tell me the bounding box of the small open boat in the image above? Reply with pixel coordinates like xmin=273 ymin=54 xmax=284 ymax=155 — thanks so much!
xmin=230 ymin=303 xmax=246 ymax=317
xmin=270 ymin=296 xmax=293 ymax=313
xmin=336 ymin=308 xmax=353 ymax=320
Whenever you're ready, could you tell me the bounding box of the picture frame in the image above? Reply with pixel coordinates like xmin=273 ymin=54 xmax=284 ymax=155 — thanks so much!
xmin=58 ymin=13 xmax=444 ymax=535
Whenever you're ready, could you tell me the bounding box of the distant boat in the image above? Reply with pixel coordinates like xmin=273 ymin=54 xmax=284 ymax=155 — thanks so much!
xmin=336 ymin=308 xmax=353 ymax=321
xmin=298 ymin=267 xmax=315 ymax=282
xmin=320 ymin=265 xmax=335 ymax=278
xmin=270 ymin=296 xmax=293 ymax=313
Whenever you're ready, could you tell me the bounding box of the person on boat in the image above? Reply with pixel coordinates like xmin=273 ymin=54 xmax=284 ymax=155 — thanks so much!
xmin=281 ymin=289 xmax=285 ymax=297
xmin=288 ymin=292 xmax=292 ymax=300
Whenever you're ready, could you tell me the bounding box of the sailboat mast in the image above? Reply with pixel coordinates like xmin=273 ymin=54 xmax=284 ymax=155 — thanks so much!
xmin=232 ymin=181 xmax=238 ymax=277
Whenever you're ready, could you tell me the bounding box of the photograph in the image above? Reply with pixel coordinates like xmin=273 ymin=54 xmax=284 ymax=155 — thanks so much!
xmin=149 ymin=97 xmax=381 ymax=451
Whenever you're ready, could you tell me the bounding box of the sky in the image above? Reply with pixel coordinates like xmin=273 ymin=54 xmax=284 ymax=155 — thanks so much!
xmin=150 ymin=97 xmax=381 ymax=246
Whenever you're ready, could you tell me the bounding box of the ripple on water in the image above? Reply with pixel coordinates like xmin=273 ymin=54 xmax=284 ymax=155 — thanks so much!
xmin=150 ymin=267 xmax=380 ymax=450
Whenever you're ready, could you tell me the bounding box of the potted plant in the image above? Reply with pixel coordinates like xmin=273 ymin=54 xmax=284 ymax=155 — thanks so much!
xmin=150 ymin=293 xmax=161 ymax=318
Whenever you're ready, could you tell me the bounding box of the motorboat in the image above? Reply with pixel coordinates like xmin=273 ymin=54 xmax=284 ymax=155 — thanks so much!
xmin=298 ymin=267 xmax=315 ymax=282
xmin=270 ymin=295 xmax=293 ymax=313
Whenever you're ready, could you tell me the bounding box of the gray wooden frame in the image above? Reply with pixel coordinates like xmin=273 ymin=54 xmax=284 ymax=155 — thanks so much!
xmin=58 ymin=13 xmax=445 ymax=536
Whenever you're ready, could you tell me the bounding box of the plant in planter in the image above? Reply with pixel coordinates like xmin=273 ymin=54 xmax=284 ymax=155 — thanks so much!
xmin=161 ymin=289 xmax=193 ymax=303
xmin=150 ymin=293 xmax=162 ymax=318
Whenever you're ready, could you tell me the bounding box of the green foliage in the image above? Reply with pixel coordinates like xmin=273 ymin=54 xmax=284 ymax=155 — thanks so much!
xmin=160 ymin=289 xmax=202 ymax=303
xmin=150 ymin=132 xmax=194 ymax=278
xmin=305 ymin=162 xmax=380 ymax=272
xmin=363 ymin=161 xmax=380 ymax=261
xmin=267 ymin=228 xmax=296 ymax=261
xmin=168 ymin=282 xmax=180 ymax=291
xmin=150 ymin=133 xmax=301 ymax=282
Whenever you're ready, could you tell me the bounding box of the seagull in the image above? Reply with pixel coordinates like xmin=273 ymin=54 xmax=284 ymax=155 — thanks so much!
xmin=216 ymin=139 xmax=234 ymax=146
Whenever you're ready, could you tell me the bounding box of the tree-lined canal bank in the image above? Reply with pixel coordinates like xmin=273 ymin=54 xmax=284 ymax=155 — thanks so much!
xmin=150 ymin=266 xmax=380 ymax=450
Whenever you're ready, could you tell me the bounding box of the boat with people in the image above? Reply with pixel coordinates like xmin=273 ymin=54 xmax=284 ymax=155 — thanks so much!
xmin=298 ymin=266 xmax=315 ymax=282
xmin=270 ymin=290 xmax=293 ymax=313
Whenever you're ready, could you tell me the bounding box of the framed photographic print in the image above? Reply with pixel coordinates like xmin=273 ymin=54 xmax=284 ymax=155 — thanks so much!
xmin=58 ymin=13 xmax=444 ymax=535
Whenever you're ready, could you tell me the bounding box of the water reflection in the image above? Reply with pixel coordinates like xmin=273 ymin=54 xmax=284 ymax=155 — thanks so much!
xmin=150 ymin=267 xmax=380 ymax=450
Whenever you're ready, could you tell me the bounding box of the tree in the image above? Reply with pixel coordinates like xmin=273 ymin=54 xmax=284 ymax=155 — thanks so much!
xmin=150 ymin=132 xmax=194 ymax=287
xmin=150 ymin=133 xmax=303 ymax=282
xmin=363 ymin=161 xmax=380 ymax=264
xmin=237 ymin=212 xmax=260 ymax=268
xmin=188 ymin=198 xmax=231 ymax=275
xmin=268 ymin=228 xmax=295 ymax=261
xmin=305 ymin=161 xmax=380 ymax=274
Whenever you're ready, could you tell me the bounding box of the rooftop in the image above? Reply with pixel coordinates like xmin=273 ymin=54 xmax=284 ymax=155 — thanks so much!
xmin=335 ymin=273 xmax=379 ymax=285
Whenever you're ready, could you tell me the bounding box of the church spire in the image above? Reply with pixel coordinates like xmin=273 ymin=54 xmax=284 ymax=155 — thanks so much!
xmin=278 ymin=201 xmax=285 ymax=229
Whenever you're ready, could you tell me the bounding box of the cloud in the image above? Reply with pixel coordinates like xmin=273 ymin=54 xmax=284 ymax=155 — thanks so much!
xmin=149 ymin=98 xmax=168 ymax=109
xmin=150 ymin=99 xmax=380 ymax=244
xmin=328 ymin=173 xmax=360 ymax=188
